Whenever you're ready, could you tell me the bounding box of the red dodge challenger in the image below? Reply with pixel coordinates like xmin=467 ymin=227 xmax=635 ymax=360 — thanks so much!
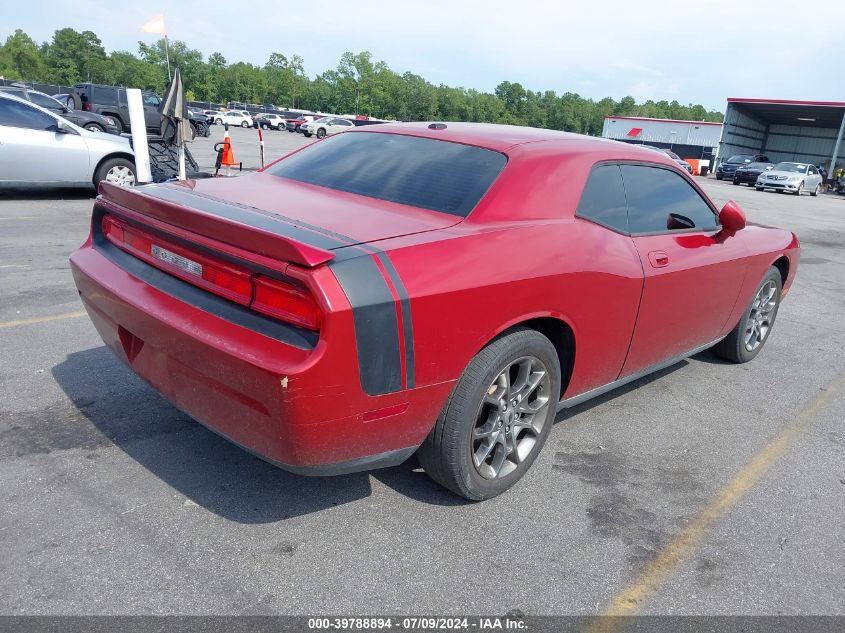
xmin=70 ymin=123 xmax=800 ymax=500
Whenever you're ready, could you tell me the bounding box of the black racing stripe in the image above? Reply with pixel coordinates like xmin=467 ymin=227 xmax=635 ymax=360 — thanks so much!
xmin=91 ymin=216 xmax=318 ymax=350
xmin=328 ymin=255 xmax=402 ymax=396
xmin=375 ymin=252 xmax=415 ymax=389
xmin=137 ymin=184 xmax=350 ymax=251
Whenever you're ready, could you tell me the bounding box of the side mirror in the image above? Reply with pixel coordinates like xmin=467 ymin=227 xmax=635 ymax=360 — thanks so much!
xmin=719 ymin=200 xmax=746 ymax=234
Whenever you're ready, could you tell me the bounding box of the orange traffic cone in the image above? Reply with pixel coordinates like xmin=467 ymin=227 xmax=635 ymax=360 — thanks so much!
xmin=221 ymin=129 xmax=237 ymax=169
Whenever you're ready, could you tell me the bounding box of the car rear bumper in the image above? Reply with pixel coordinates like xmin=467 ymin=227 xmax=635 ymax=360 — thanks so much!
xmin=69 ymin=238 xmax=451 ymax=475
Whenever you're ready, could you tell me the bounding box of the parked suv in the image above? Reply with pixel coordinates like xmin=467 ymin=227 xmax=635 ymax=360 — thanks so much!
xmin=0 ymin=86 xmax=120 ymax=134
xmin=74 ymin=83 xmax=208 ymax=137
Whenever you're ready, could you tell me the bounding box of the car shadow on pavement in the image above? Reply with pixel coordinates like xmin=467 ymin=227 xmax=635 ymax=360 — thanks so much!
xmin=0 ymin=187 xmax=95 ymax=200
xmin=51 ymin=347 xmax=466 ymax=524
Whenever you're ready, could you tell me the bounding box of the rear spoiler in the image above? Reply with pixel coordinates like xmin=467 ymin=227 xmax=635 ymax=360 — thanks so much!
xmin=99 ymin=181 xmax=337 ymax=267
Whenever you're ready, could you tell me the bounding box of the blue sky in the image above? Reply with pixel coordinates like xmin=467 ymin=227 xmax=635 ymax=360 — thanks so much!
xmin=10 ymin=0 xmax=845 ymax=111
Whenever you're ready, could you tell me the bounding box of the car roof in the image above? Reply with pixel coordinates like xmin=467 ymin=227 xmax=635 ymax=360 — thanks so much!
xmin=346 ymin=122 xmax=681 ymax=163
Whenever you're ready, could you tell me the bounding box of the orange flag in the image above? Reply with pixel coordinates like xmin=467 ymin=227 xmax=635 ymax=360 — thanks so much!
xmin=139 ymin=14 xmax=167 ymax=36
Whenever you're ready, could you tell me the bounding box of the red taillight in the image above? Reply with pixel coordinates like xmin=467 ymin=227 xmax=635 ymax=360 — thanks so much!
xmin=101 ymin=214 xmax=320 ymax=331
xmin=252 ymin=275 xmax=321 ymax=331
xmin=84 ymin=103 xmax=92 ymax=111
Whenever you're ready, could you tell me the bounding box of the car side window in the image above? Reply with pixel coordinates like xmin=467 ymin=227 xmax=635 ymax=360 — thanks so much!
xmin=0 ymin=99 xmax=57 ymax=131
xmin=143 ymin=93 xmax=160 ymax=107
xmin=620 ymin=164 xmax=718 ymax=234
xmin=809 ymin=165 xmax=818 ymax=175
xmin=575 ymin=164 xmax=629 ymax=233
xmin=29 ymin=92 xmax=61 ymax=110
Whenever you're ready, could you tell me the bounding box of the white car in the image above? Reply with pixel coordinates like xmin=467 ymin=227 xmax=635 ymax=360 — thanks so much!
xmin=0 ymin=92 xmax=136 ymax=189
xmin=255 ymin=113 xmax=286 ymax=130
xmin=213 ymin=111 xmax=253 ymax=128
xmin=755 ymin=161 xmax=824 ymax=196
xmin=301 ymin=116 xmax=355 ymax=138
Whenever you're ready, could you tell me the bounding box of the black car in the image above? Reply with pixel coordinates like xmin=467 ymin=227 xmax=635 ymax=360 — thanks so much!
xmin=733 ymin=161 xmax=774 ymax=186
xmin=0 ymin=86 xmax=121 ymax=134
xmin=716 ymin=154 xmax=770 ymax=180
xmin=74 ymin=83 xmax=209 ymax=137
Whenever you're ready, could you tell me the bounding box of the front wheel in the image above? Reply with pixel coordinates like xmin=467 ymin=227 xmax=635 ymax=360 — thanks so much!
xmin=94 ymin=157 xmax=136 ymax=189
xmin=755 ymin=186 xmax=763 ymax=191
xmin=714 ymin=267 xmax=782 ymax=363
xmin=215 ymin=118 xmax=222 ymax=125
xmin=303 ymin=131 xmax=312 ymax=137
xmin=417 ymin=327 xmax=561 ymax=500
xmin=84 ymin=123 xmax=104 ymax=133
xmin=794 ymin=182 xmax=803 ymax=196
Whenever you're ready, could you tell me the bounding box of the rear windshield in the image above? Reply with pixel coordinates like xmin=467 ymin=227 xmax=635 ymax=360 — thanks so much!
xmin=267 ymin=132 xmax=507 ymax=217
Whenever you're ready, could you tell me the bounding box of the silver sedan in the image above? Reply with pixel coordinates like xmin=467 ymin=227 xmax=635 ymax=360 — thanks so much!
xmin=755 ymin=161 xmax=824 ymax=196
xmin=0 ymin=92 xmax=136 ymax=189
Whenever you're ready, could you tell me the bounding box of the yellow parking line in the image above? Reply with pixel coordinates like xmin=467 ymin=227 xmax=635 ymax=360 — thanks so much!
xmin=0 ymin=310 xmax=87 ymax=329
xmin=585 ymin=370 xmax=845 ymax=633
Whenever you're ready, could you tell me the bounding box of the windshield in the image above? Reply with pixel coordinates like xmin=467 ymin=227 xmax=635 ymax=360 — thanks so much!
xmin=744 ymin=162 xmax=771 ymax=170
xmin=774 ymin=162 xmax=808 ymax=173
xmin=267 ymin=132 xmax=507 ymax=217
xmin=727 ymin=155 xmax=753 ymax=164
xmin=663 ymin=150 xmax=681 ymax=160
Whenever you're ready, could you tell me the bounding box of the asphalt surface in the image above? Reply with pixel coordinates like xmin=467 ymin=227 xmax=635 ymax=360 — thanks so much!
xmin=1 ymin=134 xmax=843 ymax=616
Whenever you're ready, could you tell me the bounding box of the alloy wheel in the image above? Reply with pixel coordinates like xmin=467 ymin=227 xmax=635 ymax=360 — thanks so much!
xmin=744 ymin=280 xmax=778 ymax=352
xmin=472 ymin=356 xmax=551 ymax=480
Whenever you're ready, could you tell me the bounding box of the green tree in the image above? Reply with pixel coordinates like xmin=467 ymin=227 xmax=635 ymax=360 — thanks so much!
xmin=0 ymin=29 xmax=44 ymax=80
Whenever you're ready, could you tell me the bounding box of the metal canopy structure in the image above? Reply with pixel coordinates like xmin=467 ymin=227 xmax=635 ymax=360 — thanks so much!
xmin=718 ymin=98 xmax=845 ymax=172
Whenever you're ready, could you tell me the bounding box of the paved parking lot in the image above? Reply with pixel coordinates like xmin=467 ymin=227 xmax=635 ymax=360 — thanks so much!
xmin=1 ymin=132 xmax=843 ymax=616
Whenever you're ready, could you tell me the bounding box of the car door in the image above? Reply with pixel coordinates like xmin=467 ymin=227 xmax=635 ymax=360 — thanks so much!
xmin=618 ymin=164 xmax=748 ymax=376
xmin=807 ymin=165 xmax=821 ymax=190
xmin=333 ymin=118 xmax=354 ymax=134
xmin=0 ymin=98 xmax=90 ymax=184
xmin=142 ymin=92 xmax=162 ymax=131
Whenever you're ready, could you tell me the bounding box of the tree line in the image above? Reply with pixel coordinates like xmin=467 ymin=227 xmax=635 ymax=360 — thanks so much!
xmin=0 ymin=28 xmax=724 ymax=134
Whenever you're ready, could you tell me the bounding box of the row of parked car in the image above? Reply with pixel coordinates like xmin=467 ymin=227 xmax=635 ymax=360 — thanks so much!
xmin=191 ymin=105 xmax=388 ymax=139
xmin=716 ymin=154 xmax=828 ymax=196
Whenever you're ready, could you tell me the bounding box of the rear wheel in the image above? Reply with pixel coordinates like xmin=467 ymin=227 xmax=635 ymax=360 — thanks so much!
xmin=94 ymin=157 xmax=136 ymax=189
xmin=316 ymin=128 xmax=326 ymax=139
xmin=811 ymin=183 xmax=821 ymax=197
xmin=417 ymin=328 xmax=560 ymax=500
xmin=714 ymin=267 xmax=782 ymax=363
xmin=241 ymin=121 xmax=249 ymax=128
xmin=84 ymin=123 xmax=104 ymax=133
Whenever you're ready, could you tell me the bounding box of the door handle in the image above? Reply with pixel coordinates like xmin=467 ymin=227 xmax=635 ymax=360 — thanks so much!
xmin=648 ymin=250 xmax=670 ymax=268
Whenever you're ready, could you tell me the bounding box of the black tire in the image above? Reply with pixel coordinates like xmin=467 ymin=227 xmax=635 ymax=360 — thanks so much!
xmin=194 ymin=121 xmax=209 ymax=137
xmin=732 ymin=178 xmax=740 ymax=185
xmin=716 ymin=174 xmax=723 ymax=180
xmin=811 ymin=183 xmax=820 ymax=197
xmin=303 ymin=131 xmax=312 ymax=137
xmin=417 ymin=327 xmax=561 ymax=500
xmin=714 ymin=267 xmax=782 ymax=363
xmin=316 ymin=128 xmax=326 ymax=139
xmin=215 ymin=118 xmax=223 ymax=125
xmin=794 ymin=182 xmax=803 ymax=196
xmin=755 ymin=186 xmax=764 ymax=191
xmin=241 ymin=121 xmax=249 ymax=128
xmin=84 ymin=123 xmax=104 ymax=133
xmin=93 ymin=157 xmax=136 ymax=189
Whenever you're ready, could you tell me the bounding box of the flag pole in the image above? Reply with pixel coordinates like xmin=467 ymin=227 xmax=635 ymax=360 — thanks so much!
xmin=164 ymin=34 xmax=172 ymax=82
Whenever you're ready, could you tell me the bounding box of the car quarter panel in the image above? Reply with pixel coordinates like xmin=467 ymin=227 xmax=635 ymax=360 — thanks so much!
xmin=372 ymin=218 xmax=644 ymax=400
